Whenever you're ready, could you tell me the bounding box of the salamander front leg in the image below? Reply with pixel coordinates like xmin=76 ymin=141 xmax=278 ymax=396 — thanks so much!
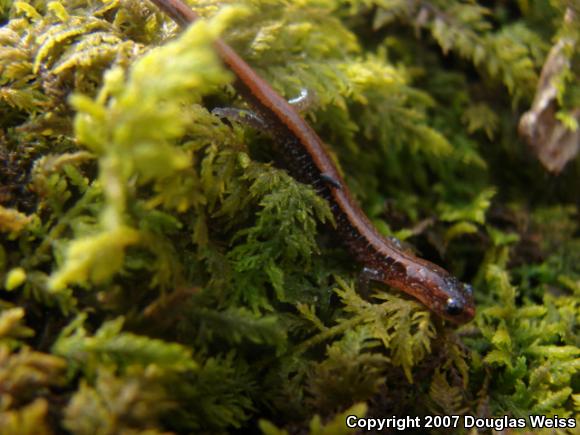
xmin=212 ymin=107 xmax=269 ymax=132
xmin=357 ymin=266 xmax=384 ymax=297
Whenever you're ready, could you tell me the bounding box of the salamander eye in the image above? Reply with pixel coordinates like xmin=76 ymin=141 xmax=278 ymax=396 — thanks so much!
xmin=445 ymin=298 xmax=463 ymax=316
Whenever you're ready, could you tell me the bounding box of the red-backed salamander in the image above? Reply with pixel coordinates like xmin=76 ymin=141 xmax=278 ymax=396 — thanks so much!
xmin=148 ymin=0 xmax=476 ymax=324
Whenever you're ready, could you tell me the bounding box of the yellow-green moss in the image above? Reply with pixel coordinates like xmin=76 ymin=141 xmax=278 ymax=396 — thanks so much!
xmin=0 ymin=0 xmax=578 ymax=433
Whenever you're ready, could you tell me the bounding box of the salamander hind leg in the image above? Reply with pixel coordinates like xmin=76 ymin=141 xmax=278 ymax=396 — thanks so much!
xmin=288 ymin=88 xmax=315 ymax=113
xmin=320 ymin=172 xmax=343 ymax=190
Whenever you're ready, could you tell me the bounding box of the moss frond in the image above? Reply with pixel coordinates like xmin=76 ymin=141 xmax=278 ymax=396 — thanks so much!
xmin=1 ymin=0 xmax=578 ymax=432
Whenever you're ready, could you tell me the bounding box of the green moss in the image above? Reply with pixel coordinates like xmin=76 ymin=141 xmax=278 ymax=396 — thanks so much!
xmin=0 ymin=0 xmax=578 ymax=433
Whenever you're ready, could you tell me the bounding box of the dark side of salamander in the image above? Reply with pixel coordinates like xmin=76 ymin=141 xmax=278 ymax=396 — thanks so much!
xmin=231 ymin=81 xmax=475 ymax=324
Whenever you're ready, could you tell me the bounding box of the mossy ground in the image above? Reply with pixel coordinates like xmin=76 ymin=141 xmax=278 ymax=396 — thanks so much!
xmin=0 ymin=1 xmax=578 ymax=434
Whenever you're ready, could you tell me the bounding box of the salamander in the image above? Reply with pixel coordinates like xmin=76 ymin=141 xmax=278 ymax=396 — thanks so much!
xmin=148 ymin=0 xmax=475 ymax=324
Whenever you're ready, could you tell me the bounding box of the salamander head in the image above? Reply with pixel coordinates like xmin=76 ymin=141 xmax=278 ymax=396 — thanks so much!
xmin=439 ymin=279 xmax=475 ymax=324
xmin=401 ymin=262 xmax=476 ymax=324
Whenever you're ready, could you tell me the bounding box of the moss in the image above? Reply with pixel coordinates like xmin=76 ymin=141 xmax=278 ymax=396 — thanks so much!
xmin=0 ymin=0 xmax=578 ymax=433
